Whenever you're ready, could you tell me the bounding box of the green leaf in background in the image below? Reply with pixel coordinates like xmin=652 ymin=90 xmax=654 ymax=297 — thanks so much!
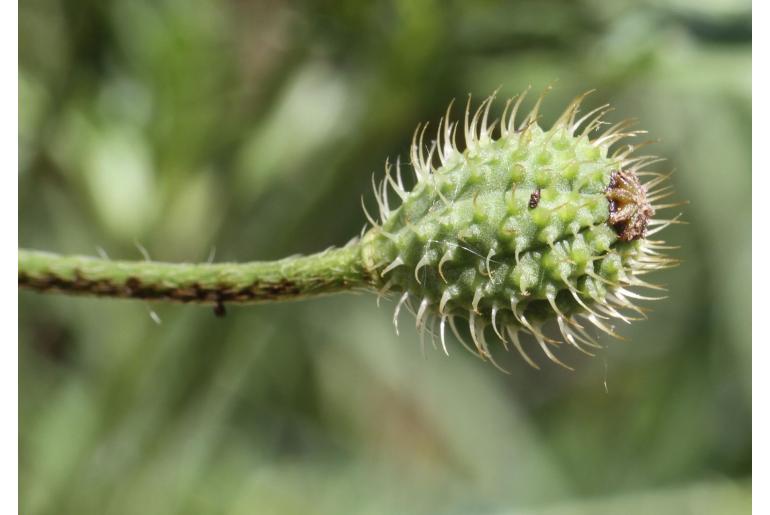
xmin=19 ymin=0 xmax=750 ymax=513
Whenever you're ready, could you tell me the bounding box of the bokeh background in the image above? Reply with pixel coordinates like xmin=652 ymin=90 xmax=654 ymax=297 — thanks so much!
xmin=19 ymin=0 xmax=751 ymax=513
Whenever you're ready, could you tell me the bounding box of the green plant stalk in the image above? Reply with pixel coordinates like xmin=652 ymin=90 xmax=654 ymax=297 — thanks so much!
xmin=18 ymin=246 xmax=376 ymax=304
xmin=18 ymin=90 xmax=681 ymax=368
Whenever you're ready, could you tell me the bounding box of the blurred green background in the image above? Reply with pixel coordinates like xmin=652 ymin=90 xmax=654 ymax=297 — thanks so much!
xmin=19 ymin=0 xmax=751 ymax=513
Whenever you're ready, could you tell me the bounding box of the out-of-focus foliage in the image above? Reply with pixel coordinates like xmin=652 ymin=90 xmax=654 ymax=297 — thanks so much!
xmin=19 ymin=0 xmax=751 ymax=513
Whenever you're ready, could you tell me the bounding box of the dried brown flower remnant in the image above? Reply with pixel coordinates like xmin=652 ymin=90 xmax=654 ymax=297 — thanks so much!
xmin=606 ymin=169 xmax=655 ymax=241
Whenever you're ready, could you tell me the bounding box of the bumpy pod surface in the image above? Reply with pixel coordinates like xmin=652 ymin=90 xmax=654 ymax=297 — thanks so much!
xmin=361 ymin=90 xmax=680 ymax=369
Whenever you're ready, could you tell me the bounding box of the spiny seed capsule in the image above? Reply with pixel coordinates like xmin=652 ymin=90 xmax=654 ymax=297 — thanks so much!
xmin=360 ymin=89 xmax=681 ymax=370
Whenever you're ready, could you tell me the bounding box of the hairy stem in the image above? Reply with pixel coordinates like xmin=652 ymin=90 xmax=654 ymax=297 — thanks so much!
xmin=19 ymin=245 xmax=376 ymax=305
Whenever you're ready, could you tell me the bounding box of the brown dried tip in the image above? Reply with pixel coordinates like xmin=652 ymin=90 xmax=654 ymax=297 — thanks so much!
xmin=605 ymin=169 xmax=655 ymax=241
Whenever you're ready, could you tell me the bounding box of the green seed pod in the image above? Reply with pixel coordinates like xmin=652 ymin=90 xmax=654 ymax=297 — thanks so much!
xmin=361 ymin=89 xmax=681 ymax=369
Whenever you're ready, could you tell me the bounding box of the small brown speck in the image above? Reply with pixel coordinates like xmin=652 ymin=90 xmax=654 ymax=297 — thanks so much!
xmin=529 ymin=188 xmax=541 ymax=209
xmin=213 ymin=299 xmax=226 ymax=317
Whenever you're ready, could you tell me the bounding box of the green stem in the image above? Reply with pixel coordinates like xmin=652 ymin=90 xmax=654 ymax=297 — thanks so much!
xmin=19 ymin=244 xmax=376 ymax=305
